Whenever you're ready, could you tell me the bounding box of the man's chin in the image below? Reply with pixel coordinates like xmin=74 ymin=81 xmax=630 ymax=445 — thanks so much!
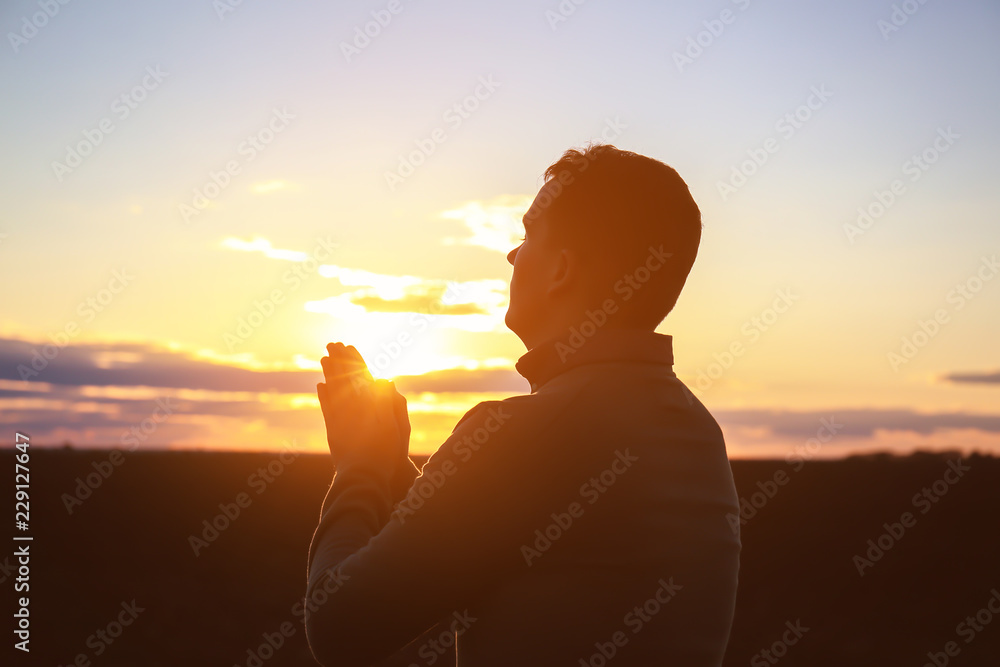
xmin=503 ymin=310 xmax=518 ymax=336
xmin=504 ymin=310 xmax=531 ymax=348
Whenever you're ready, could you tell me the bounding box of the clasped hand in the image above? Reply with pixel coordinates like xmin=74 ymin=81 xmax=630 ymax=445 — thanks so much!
xmin=317 ymin=343 xmax=409 ymax=473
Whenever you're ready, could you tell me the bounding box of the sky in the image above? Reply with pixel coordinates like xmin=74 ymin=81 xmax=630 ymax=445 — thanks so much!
xmin=1 ymin=0 xmax=998 ymax=458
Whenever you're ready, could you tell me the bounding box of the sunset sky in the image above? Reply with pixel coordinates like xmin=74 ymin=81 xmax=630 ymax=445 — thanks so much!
xmin=2 ymin=0 xmax=998 ymax=458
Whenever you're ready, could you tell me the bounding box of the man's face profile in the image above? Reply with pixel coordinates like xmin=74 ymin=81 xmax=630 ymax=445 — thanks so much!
xmin=505 ymin=180 xmax=563 ymax=347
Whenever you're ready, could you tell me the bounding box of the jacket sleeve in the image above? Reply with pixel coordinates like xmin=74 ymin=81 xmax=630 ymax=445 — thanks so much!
xmin=302 ymin=396 xmax=576 ymax=666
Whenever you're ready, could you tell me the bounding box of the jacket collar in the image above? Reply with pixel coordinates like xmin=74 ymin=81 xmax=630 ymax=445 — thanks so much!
xmin=515 ymin=327 xmax=674 ymax=392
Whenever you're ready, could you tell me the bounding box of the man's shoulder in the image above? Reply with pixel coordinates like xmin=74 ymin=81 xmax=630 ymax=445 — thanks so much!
xmin=451 ymin=398 xmax=517 ymax=432
xmin=450 ymin=383 xmax=588 ymax=435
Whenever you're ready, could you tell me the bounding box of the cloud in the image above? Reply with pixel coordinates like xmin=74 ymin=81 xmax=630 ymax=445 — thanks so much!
xmin=440 ymin=194 xmax=532 ymax=253
xmin=349 ymin=291 xmax=489 ymax=315
xmin=393 ymin=367 xmax=526 ymax=394
xmin=221 ymin=236 xmax=309 ymax=262
xmin=714 ymin=408 xmax=1000 ymax=439
xmin=8 ymin=335 xmax=997 ymax=456
xmin=940 ymin=370 xmax=1000 ymax=385
xmin=319 ymin=265 xmax=424 ymax=292
xmin=218 ymin=235 xmax=509 ymax=325
xmin=0 ymin=336 xmax=526 ymax=398
xmin=307 ymin=269 xmax=508 ymax=330
xmin=0 ymin=337 xmax=317 ymax=393
xmin=0 ymin=335 xmax=523 ymax=449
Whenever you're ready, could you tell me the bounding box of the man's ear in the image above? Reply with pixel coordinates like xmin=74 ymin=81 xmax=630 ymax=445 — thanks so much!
xmin=546 ymin=247 xmax=576 ymax=297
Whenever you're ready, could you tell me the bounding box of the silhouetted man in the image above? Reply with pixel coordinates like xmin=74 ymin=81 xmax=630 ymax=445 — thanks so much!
xmin=305 ymin=144 xmax=740 ymax=666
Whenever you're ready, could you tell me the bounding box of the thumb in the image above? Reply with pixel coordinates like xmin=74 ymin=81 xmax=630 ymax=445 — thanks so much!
xmin=388 ymin=381 xmax=410 ymax=442
xmin=316 ymin=382 xmax=330 ymax=419
xmin=373 ymin=379 xmax=396 ymax=411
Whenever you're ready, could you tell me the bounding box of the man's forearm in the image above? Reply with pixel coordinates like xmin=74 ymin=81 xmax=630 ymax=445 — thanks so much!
xmin=303 ymin=459 xmax=426 ymax=666
xmin=392 ymin=455 xmax=420 ymax=502
xmin=303 ymin=400 xmax=525 ymax=666
xmin=307 ymin=462 xmax=395 ymax=580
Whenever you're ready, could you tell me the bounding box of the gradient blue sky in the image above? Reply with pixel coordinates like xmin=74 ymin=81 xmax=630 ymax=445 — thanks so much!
xmin=2 ymin=0 xmax=999 ymax=457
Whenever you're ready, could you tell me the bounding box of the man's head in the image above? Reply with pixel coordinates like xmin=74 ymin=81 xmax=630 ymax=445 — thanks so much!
xmin=505 ymin=144 xmax=702 ymax=349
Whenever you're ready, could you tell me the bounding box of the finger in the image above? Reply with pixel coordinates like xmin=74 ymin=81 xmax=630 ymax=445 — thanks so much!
xmin=326 ymin=346 xmax=357 ymax=399
xmin=343 ymin=345 xmax=374 ymax=384
xmin=323 ymin=342 xmax=347 ymax=382
xmin=339 ymin=347 xmax=372 ymax=396
xmin=317 ymin=382 xmax=330 ymax=420
xmin=373 ymin=379 xmax=397 ymax=423
xmin=388 ymin=380 xmax=406 ymax=408
xmin=321 ymin=355 xmax=349 ymax=397
xmin=321 ymin=341 xmax=343 ymax=377
xmin=389 ymin=382 xmax=410 ymax=436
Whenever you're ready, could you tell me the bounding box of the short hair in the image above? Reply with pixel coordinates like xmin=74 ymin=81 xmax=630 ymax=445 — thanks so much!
xmin=533 ymin=144 xmax=703 ymax=329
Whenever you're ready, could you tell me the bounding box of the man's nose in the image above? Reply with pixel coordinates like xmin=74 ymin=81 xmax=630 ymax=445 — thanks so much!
xmin=507 ymin=245 xmax=519 ymax=266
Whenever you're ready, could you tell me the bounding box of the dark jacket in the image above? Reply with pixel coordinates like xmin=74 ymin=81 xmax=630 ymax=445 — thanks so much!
xmin=305 ymin=327 xmax=741 ymax=666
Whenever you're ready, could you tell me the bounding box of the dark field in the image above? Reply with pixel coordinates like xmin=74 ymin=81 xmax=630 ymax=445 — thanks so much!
xmin=3 ymin=448 xmax=998 ymax=666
